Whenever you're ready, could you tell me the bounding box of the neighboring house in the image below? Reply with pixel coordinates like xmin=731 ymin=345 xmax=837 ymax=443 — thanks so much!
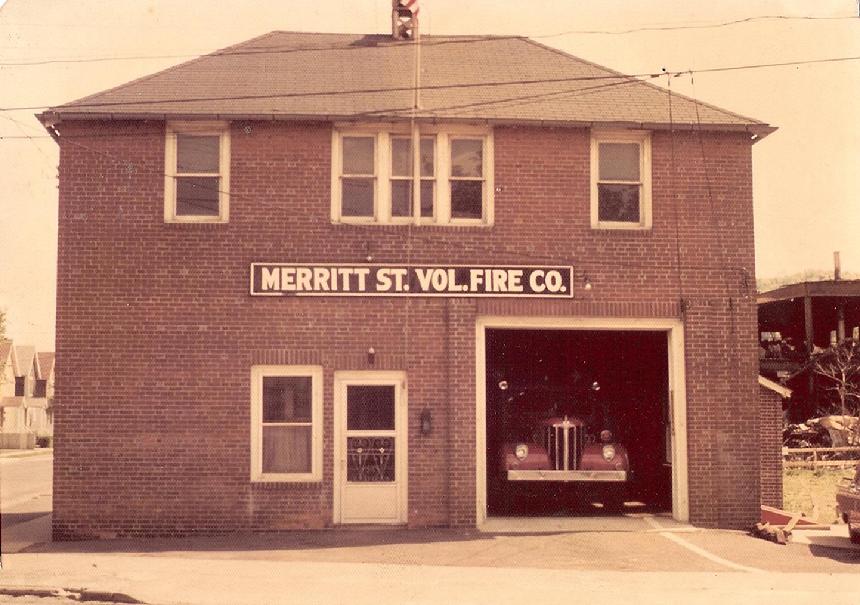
xmin=40 ymin=23 xmax=776 ymax=539
xmin=33 ymin=351 xmax=56 ymax=439
xmin=0 ymin=342 xmax=55 ymax=448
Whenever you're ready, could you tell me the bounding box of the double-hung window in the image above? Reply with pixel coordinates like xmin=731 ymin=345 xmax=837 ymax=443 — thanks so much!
xmin=250 ymin=366 xmax=323 ymax=482
xmin=332 ymin=126 xmax=493 ymax=225
xmin=165 ymin=121 xmax=230 ymax=223
xmin=590 ymin=130 xmax=651 ymax=229
xmin=390 ymin=136 xmax=435 ymax=220
xmin=449 ymin=137 xmax=485 ymax=221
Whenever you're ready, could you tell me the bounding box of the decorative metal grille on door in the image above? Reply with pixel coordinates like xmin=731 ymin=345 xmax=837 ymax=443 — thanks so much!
xmin=346 ymin=385 xmax=396 ymax=483
xmin=347 ymin=437 xmax=395 ymax=481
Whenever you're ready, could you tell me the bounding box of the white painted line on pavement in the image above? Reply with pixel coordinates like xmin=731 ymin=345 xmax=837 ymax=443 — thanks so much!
xmin=643 ymin=515 xmax=764 ymax=573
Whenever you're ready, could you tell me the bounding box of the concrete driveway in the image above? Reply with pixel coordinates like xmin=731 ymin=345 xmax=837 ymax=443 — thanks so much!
xmin=1 ymin=518 xmax=859 ymax=605
xmin=2 ymin=451 xmax=858 ymax=604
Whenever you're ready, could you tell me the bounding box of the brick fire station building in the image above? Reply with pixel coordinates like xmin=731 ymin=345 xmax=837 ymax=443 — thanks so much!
xmin=41 ymin=30 xmax=776 ymax=539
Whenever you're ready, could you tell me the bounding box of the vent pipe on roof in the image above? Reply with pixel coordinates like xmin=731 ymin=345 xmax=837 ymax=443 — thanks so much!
xmin=834 ymin=251 xmax=841 ymax=281
xmin=392 ymin=0 xmax=419 ymax=40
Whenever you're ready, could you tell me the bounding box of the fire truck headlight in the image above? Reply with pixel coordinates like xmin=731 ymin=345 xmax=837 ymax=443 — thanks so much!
xmin=515 ymin=444 xmax=529 ymax=460
xmin=602 ymin=445 xmax=616 ymax=461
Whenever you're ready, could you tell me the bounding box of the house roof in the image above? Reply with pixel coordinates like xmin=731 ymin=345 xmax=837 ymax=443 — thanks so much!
xmin=14 ymin=346 xmax=36 ymax=378
xmin=37 ymin=352 xmax=55 ymax=380
xmin=40 ymin=31 xmax=773 ymax=137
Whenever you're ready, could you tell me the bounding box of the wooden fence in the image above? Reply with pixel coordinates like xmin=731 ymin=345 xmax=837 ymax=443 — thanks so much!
xmin=783 ymin=446 xmax=860 ymax=468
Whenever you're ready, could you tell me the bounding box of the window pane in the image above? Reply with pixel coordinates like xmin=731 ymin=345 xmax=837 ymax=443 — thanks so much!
xmin=451 ymin=139 xmax=483 ymax=177
xmin=420 ymin=137 xmax=434 ymax=177
xmin=177 ymin=134 xmax=220 ymax=173
xmin=176 ymin=176 xmax=220 ymax=216
xmin=391 ymin=138 xmax=410 ymax=177
xmin=347 ymin=385 xmax=395 ymax=431
xmin=392 ymin=137 xmax=434 ymax=177
xmin=421 ymin=181 xmax=434 ymax=217
xmin=263 ymin=376 xmax=312 ymax=422
xmin=343 ymin=136 xmax=374 ymax=175
xmin=263 ymin=425 xmax=311 ymax=473
xmin=342 ymin=178 xmax=374 ymax=217
xmin=391 ymin=180 xmax=411 ymax=217
xmin=451 ymin=180 xmax=483 ymax=219
xmin=598 ymin=183 xmax=641 ymax=222
xmin=599 ymin=142 xmax=639 ymax=181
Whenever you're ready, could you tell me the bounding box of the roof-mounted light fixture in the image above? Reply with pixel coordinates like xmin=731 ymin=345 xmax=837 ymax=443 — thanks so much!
xmin=392 ymin=0 xmax=419 ymax=40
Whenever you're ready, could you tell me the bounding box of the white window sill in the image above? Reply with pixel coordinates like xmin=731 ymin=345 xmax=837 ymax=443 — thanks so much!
xmin=591 ymin=221 xmax=651 ymax=231
xmin=251 ymin=473 xmax=321 ymax=483
xmin=332 ymin=219 xmax=493 ymax=227
xmin=165 ymin=217 xmax=229 ymax=224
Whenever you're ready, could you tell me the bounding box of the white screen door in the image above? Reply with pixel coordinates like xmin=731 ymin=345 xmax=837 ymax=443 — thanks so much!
xmin=334 ymin=372 xmax=407 ymax=524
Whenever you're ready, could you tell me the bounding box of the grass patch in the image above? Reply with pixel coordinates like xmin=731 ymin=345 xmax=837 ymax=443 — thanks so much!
xmin=783 ymin=466 xmax=855 ymax=523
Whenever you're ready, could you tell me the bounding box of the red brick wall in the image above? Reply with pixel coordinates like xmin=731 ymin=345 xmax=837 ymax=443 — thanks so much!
xmin=53 ymin=120 xmax=764 ymax=538
xmin=759 ymin=385 xmax=784 ymax=509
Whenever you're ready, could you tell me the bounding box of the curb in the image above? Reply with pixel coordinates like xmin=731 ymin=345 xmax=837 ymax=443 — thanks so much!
xmin=0 ymin=448 xmax=53 ymax=460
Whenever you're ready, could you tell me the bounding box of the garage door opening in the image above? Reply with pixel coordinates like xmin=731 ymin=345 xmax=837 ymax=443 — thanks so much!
xmin=485 ymin=328 xmax=672 ymax=517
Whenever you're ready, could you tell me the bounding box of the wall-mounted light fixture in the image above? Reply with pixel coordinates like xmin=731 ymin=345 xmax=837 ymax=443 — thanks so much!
xmin=583 ymin=275 xmax=593 ymax=291
xmin=367 ymin=347 xmax=376 ymax=365
xmin=420 ymin=408 xmax=432 ymax=435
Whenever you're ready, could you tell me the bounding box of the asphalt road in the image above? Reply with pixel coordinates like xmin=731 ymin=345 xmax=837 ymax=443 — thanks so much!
xmin=0 ymin=452 xmax=52 ymax=532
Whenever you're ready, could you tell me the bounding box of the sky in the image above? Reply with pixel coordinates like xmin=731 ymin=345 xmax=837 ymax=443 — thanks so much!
xmin=0 ymin=0 xmax=858 ymax=351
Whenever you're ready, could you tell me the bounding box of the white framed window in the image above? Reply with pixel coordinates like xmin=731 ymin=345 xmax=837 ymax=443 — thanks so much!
xmin=590 ymin=130 xmax=651 ymax=229
xmin=331 ymin=124 xmax=493 ymax=226
xmin=250 ymin=365 xmax=323 ymax=482
xmin=164 ymin=121 xmax=230 ymax=223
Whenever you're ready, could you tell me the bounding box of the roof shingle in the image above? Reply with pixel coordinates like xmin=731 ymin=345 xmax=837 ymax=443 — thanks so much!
xmin=42 ymin=32 xmax=772 ymax=135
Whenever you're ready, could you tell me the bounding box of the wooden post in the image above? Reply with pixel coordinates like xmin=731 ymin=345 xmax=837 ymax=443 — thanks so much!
xmin=805 ymin=295 xmax=814 ymax=395
xmin=837 ymin=301 xmax=846 ymax=341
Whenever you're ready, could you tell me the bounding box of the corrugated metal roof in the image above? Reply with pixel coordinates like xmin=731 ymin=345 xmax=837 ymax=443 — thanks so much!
xmin=41 ymin=31 xmax=772 ymax=135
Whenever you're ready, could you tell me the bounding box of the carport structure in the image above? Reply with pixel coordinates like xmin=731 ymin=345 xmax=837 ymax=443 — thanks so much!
xmin=758 ymin=279 xmax=860 ymax=355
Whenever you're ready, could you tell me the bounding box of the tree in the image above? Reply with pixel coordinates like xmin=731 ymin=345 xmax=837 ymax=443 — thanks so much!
xmin=0 ymin=308 xmax=6 ymax=340
xmin=811 ymin=338 xmax=860 ymax=445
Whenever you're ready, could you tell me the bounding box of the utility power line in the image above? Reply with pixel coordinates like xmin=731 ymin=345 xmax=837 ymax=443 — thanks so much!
xmin=1 ymin=54 xmax=858 ymax=114
xmin=0 ymin=14 xmax=856 ymax=67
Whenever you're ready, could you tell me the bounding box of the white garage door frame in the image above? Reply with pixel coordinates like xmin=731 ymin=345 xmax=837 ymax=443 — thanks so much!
xmin=475 ymin=316 xmax=689 ymax=526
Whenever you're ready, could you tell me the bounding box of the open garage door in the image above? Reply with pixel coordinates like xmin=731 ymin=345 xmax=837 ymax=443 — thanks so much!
xmin=485 ymin=328 xmax=672 ymax=517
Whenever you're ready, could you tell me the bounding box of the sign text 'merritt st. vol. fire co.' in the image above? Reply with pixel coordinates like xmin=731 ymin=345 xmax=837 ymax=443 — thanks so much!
xmin=250 ymin=264 xmax=573 ymax=298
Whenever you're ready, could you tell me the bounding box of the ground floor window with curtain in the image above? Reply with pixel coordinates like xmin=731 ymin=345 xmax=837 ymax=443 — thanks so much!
xmin=250 ymin=365 xmax=323 ymax=482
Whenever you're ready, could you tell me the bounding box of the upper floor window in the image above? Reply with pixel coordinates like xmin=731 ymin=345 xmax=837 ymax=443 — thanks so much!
xmin=34 ymin=379 xmax=47 ymax=398
xmin=164 ymin=121 xmax=230 ymax=223
xmin=332 ymin=125 xmax=493 ymax=226
xmin=590 ymin=130 xmax=651 ymax=229
xmin=14 ymin=376 xmax=25 ymax=397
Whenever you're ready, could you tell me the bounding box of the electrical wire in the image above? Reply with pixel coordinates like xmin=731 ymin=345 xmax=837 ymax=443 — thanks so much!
xmin=1 ymin=14 xmax=856 ymax=66
xmin=1 ymin=54 xmax=857 ymax=114
xmin=0 ymin=111 xmax=760 ymax=294
xmin=0 ymin=77 xmax=658 ymax=141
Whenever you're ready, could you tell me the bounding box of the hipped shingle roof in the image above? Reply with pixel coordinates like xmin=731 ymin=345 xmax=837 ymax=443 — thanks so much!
xmin=40 ymin=31 xmax=773 ymax=136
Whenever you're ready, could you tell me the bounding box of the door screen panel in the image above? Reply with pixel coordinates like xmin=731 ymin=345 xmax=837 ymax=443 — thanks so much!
xmin=347 ymin=385 xmax=395 ymax=430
